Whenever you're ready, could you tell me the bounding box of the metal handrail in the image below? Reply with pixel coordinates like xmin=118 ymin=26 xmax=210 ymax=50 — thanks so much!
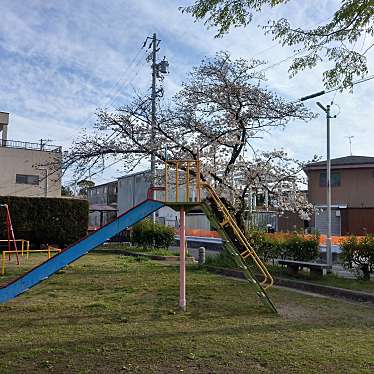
xmin=203 ymin=182 xmax=274 ymax=289
xmin=163 ymin=160 xmax=201 ymax=203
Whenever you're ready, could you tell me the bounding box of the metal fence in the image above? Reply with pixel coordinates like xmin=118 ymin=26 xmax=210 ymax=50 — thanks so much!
xmin=0 ymin=139 xmax=62 ymax=153
xmin=246 ymin=211 xmax=278 ymax=231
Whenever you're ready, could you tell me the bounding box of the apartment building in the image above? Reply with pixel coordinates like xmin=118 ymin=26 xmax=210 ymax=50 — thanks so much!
xmin=87 ymin=181 xmax=118 ymax=227
xmin=0 ymin=112 xmax=62 ymax=198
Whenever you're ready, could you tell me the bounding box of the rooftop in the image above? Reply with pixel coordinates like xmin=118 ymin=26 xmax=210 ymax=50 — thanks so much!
xmin=118 ymin=169 xmax=152 ymax=180
xmin=0 ymin=139 xmax=62 ymax=153
xmin=87 ymin=180 xmax=118 ymax=190
xmin=304 ymin=156 xmax=374 ymax=169
xmin=89 ymin=204 xmax=117 ymax=212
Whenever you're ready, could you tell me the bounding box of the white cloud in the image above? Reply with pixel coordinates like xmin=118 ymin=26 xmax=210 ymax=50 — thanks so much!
xmin=1 ymin=0 xmax=373 ymax=186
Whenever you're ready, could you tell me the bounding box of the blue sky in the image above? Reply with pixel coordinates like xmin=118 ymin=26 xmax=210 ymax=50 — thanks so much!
xmin=1 ymin=0 xmax=373 ymax=185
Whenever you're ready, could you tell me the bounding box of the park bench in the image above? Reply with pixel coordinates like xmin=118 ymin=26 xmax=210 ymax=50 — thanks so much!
xmin=277 ymin=259 xmax=332 ymax=276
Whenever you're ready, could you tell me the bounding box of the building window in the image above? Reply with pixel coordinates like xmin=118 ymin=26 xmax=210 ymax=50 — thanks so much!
xmin=319 ymin=171 xmax=341 ymax=187
xmin=16 ymin=174 xmax=39 ymax=185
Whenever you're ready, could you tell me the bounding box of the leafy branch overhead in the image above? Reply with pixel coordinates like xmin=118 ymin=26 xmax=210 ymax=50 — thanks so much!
xmin=181 ymin=0 xmax=374 ymax=89
xmin=67 ymin=52 xmax=316 ymax=226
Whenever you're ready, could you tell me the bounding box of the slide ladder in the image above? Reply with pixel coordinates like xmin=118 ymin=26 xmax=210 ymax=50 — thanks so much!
xmin=0 ymin=199 xmax=164 ymax=303
xmin=201 ymin=183 xmax=277 ymax=313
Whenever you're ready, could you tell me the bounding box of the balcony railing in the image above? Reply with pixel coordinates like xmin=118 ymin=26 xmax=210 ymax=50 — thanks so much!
xmin=0 ymin=139 xmax=62 ymax=153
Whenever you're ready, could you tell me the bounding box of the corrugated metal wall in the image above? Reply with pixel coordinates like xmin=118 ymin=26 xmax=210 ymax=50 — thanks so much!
xmin=341 ymin=208 xmax=374 ymax=235
xmin=117 ymin=170 xmax=178 ymax=226
xmin=315 ymin=208 xmax=341 ymax=235
xmin=278 ymin=212 xmax=305 ymax=232
xmin=186 ymin=213 xmax=211 ymax=231
xmin=248 ymin=211 xmax=278 ymax=231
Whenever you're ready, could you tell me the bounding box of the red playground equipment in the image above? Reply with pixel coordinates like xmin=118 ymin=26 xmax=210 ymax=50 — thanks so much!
xmin=0 ymin=204 xmax=20 ymax=265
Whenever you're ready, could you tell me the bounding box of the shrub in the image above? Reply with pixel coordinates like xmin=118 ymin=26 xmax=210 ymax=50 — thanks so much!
xmin=0 ymin=196 xmax=88 ymax=247
xmin=281 ymin=233 xmax=320 ymax=261
xmin=248 ymin=230 xmax=280 ymax=262
xmin=205 ymin=248 xmax=237 ymax=268
xmin=248 ymin=230 xmax=319 ymax=262
xmin=131 ymin=219 xmax=175 ymax=248
xmin=341 ymin=235 xmax=374 ymax=280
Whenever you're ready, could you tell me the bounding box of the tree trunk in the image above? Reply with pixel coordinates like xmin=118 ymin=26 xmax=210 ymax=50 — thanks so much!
xmin=361 ymin=264 xmax=370 ymax=280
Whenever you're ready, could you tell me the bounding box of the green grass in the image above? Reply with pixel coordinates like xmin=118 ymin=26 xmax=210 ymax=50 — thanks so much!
xmin=124 ymin=246 xmax=179 ymax=256
xmin=295 ymin=271 xmax=374 ymax=293
xmin=0 ymin=253 xmax=374 ymax=373
xmin=206 ymin=251 xmax=374 ymax=294
xmin=0 ymin=253 xmax=59 ymax=286
xmin=265 ymin=265 xmax=374 ymax=294
xmin=205 ymin=249 xmax=237 ymax=268
xmin=97 ymin=243 xmax=193 ymax=257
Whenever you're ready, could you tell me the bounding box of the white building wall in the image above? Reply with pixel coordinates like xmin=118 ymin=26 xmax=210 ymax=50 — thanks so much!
xmin=0 ymin=147 xmax=62 ymax=197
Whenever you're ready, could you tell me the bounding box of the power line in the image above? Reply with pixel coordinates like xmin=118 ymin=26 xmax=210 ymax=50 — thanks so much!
xmin=65 ymin=39 xmax=152 ymax=184
xmin=299 ymin=74 xmax=374 ymax=102
xmin=76 ymin=43 xmax=147 ymax=130
xmin=256 ymin=49 xmax=306 ymax=74
xmin=104 ymin=50 xmax=149 ymax=109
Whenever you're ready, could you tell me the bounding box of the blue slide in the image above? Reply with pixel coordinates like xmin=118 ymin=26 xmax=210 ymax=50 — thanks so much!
xmin=0 ymin=199 xmax=164 ymax=303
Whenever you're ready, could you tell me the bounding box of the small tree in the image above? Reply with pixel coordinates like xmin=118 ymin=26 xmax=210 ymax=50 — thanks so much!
xmin=77 ymin=180 xmax=95 ymax=197
xmin=341 ymin=235 xmax=374 ymax=280
xmin=61 ymin=185 xmax=74 ymax=197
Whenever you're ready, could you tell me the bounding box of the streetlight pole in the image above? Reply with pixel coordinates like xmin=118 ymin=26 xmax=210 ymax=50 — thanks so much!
xmin=150 ymin=33 xmax=157 ymax=195
xmin=316 ymin=102 xmax=334 ymax=268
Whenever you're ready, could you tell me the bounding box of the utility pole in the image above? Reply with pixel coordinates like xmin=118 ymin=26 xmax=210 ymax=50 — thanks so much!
xmin=317 ymin=102 xmax=336 ymax=269
xmin=145 ymin=33 xmax=169 ymax=222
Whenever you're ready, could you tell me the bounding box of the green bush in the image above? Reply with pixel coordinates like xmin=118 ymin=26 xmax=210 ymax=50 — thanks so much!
xmin=205 ymin=248 xmax=237 ymax=268
xmin=248 ymin=231 xmax=319 ymax=262
xmin=282 ymin=234 xmax=320 ymax=261
xmin=248 ymin=230 xmax=281 ymax=262
xmin=0 ymin=196 xmax=89 ymax=248
xmin=341 ymin=235 xmax=374 ymax=280
xmin=131 ymin=219 xmax=175 ymax=248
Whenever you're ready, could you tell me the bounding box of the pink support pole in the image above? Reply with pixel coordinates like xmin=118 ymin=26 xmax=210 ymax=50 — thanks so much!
xmin=179 ymin=207 xmax=186 ymax=311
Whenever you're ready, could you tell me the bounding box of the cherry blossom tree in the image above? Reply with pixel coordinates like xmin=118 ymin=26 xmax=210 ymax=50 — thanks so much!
xmin=66 ymin=52 xmax=315 ymax=227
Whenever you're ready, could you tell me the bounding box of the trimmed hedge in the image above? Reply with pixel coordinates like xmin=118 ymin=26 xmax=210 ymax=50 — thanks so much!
xmin=0 ymin=196 xmax=89 ymax=247
xmin=249 ymin=231 xmax=320 ymax=262
xmin=131 ymin=219 xmax=175 ymax=248
xmin=341 ymin=235 xmax=374 ymax=280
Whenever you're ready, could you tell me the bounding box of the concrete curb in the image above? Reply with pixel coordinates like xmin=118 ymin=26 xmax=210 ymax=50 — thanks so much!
xmin=204 ymin=266 xmax=374 ymax=304
xmin=94 ymin=248 xmax=197 ymax=263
